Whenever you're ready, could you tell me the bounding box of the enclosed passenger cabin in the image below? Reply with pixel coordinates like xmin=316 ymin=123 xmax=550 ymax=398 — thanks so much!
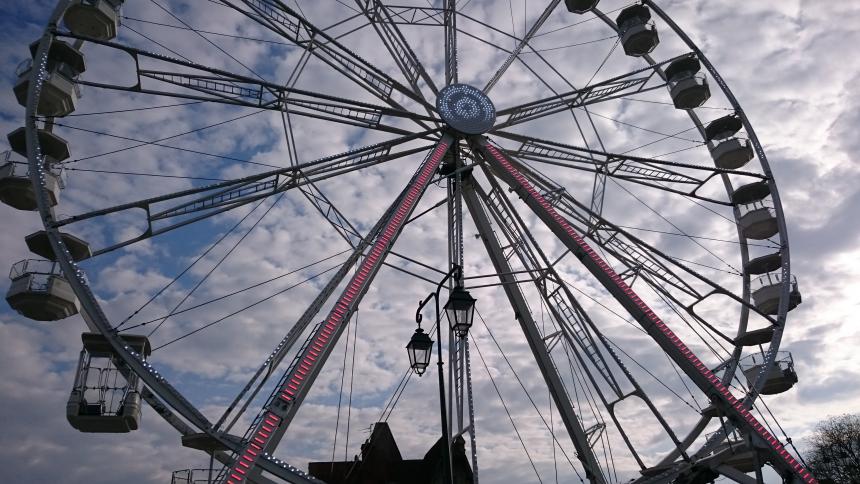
xmin=67 ymin=332 xmax=151 ymax=433
xmin=744 ymin=251 xmax=782 ymax=276
xmin=738 ymin=201 xmax=778 ymax=240
xmin=565 ymin=0 xmax=599 ymax=14
xmin=26 ymin=230 xmax=92 ymax=262
xmin=705 ymin=114 xmax=754 ymax=169
xmin=735 ymin=326 xmax=776 ymax=347
xmin=733 ymin=181 xmax=780 ymax=240
xmin=0 ymin=150 xmax=62 ymax=210
xmin=742 ymin=352 xmax=798 ymax=395
xmin=665 ymin=56 xmax=710 ymax=110
xmin=64 ymin=0 xmax=123 ymax=41
xmin=732 ymin=180 xmax=771 ymax=207
xmin=181 ymin=432 xmax=244 ymax=452
xmin=752 ymin=272 xmax=801 ymax=315
xmin=13 ymin=40 xmax=85 ymax=117
xmin=7 ymin=126 xmax=71 ymax=164
xmin=5 ymin=259 xmax=79 ymax=321
xmin=616 ymin=5 xmax=659 ymax=57
xmin=698 ymin=429 xmax=764 ymax=474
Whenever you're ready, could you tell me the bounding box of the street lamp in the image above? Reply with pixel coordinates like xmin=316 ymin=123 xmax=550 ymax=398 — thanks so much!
xmin=406 ymin=326 xmax=433 ymax=376
xmin=444 ymin=285 xmax=476 ymax=338
xmin=410 ymin=263 xmax=477 ymax=484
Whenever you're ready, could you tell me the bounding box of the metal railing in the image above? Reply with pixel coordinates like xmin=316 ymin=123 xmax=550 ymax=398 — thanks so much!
xmin=738 ymin=199 xmax=774 ymax=217
xmin=752 ymin=272 xmax=797 ymax=291
xmin=740 ymin=350 xmax=794 ymax=372
xmin=667 ymin=71 xmax=706 ymax=90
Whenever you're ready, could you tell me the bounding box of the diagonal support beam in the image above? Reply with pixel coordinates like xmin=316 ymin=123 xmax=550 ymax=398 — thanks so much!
xmin=220 ymin=0 xmax=433 ymax=112
xmin=491 ymin=59 xmax=675 ymax=130
xmin=359 ymin=0 xmax=439 ymax=97
xmin=461 ymin=176 xmax=607 ymax=484
xmin=223 ymin=135 xmax=454 ymax=483
xmin=476 ymin=165 xmax=691 ymax=469
xmin=482 ymin=0 xmax=561 ymax=94
xmin=470 ymin=136 xmax=817 ymax=484
xmin=477 ymin=174 xmax=623 ymax=397
xmin=57 ymin=32 xmax=434 ymax=134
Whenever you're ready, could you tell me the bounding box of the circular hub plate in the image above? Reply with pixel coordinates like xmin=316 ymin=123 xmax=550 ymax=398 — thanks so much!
xmin=436 ymin=84 xmax=496 ymax=135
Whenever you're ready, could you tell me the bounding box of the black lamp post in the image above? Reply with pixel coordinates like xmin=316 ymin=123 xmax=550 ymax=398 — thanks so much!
xmin=410 ymin=264 xmax=477 ymax=484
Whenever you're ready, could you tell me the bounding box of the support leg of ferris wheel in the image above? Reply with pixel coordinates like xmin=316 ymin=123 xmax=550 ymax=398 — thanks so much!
xmin=462 ymin=173 xmax=608 ymax=484
xmin=442 ymin=3 xmax=480 ymax=481
xmin=445 ymin=143 xmax=480 ymax=483
xmin=220 ymin=137 xmax=454 ymax=483
xmin=471 ymin=136 xmax=816 ymax=484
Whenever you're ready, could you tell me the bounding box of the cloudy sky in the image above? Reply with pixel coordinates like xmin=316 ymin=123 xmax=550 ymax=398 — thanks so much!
xmin=1 ymin=1 xmax=858 ymax=483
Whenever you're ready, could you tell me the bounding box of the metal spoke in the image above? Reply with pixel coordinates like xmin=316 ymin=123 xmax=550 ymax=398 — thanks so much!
xmin=493 ymin=130 xmax=766 ymax=205
xmin=52 ymin=131 xmax=439 ymax=257
xmin=217 ymin=0 xmax=435 ymax=114
xmin=482 ymin=0 xmax=561 ymax=94
xmin=58 ymin=33 xmax=433 ymax=135
xmin=511 ymin=158 xmax=759 ymax=311
xmin=355 ymin=0 xmax=440 ymax=97
xmin=491 ymin=57 xmax=684 ymax=130
xmin=511 ymin=160 xmax=766 ymax=377
xmin=444 ymin=0 xmax=458 ymax=85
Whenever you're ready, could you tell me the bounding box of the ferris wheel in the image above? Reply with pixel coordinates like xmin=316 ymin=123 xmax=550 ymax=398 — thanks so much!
xmin=3 ymin=0 xmax=817 ymax=483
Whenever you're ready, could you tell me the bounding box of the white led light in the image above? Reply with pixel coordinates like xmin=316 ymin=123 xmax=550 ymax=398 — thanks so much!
xmin=436 ymin=84 xmax=496 ymax=135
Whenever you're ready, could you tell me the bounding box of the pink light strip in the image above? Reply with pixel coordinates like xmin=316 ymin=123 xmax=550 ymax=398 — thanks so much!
xmin=483 ymin=142 xmax=816 ymax=483
xmin=228 ymin=140 xmax=451 ymax=482
xmin=224 ymin=412 xmax=282 ymax=483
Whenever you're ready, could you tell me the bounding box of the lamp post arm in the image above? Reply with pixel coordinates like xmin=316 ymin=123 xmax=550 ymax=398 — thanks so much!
xmin=416 ymin=292 xmax=436 ymax=327
xmin=415 ymin=263 xmax=462 ymax=326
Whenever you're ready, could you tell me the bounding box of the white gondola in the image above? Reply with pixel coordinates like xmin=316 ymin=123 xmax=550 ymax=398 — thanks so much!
xmin=735 ymin=326 xmax=776 ymax=347
xmin=0 ymin=150 xmax=62 ymax=210
xmin=705 ymin=114 xmax=755 ymax=169
xmin=7 ymin=126 xmax=71 ymax=164
xmin=732 ymin=180 xmax=771 ymax=207
xmin=744 ymin=252 xmax=782 ymax=276
xmin=5 ymin=259 xmax=79 ymax=321
xmin=752 ymin=272 xmax=801 ymax=315
xmin=616 ymin=5 xmax=659 ymax=57
xmin=738 ymin=200 xmax=779 ymax=240
xmin=742 ymin=352 xmax=798 ymax=395
xmin=732 ymin=180 xmax=779 ymax=240
xmin=565 ymin=0 xmax=599 ymax=14
xmin=180 ymin=432 xmax=244 ymax=452
xmin=26 ymin=230 xmax=92 ymax=261
xmin=63 ymin=0 xmax=123 ymax=41
xmin=701 ymin=429 xmax=761 ymax=473
xmin=665 ymin=56 xmax=710 ymax=109
xmin=13 ymin=40 xmax=85 ymax=117
xmin=67 ymin=332 xmax=150 ymax=433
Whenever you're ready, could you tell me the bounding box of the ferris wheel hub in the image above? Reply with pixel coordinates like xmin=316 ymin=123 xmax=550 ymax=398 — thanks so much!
xmin=436 ymin=83 xmax=496 ymax=135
